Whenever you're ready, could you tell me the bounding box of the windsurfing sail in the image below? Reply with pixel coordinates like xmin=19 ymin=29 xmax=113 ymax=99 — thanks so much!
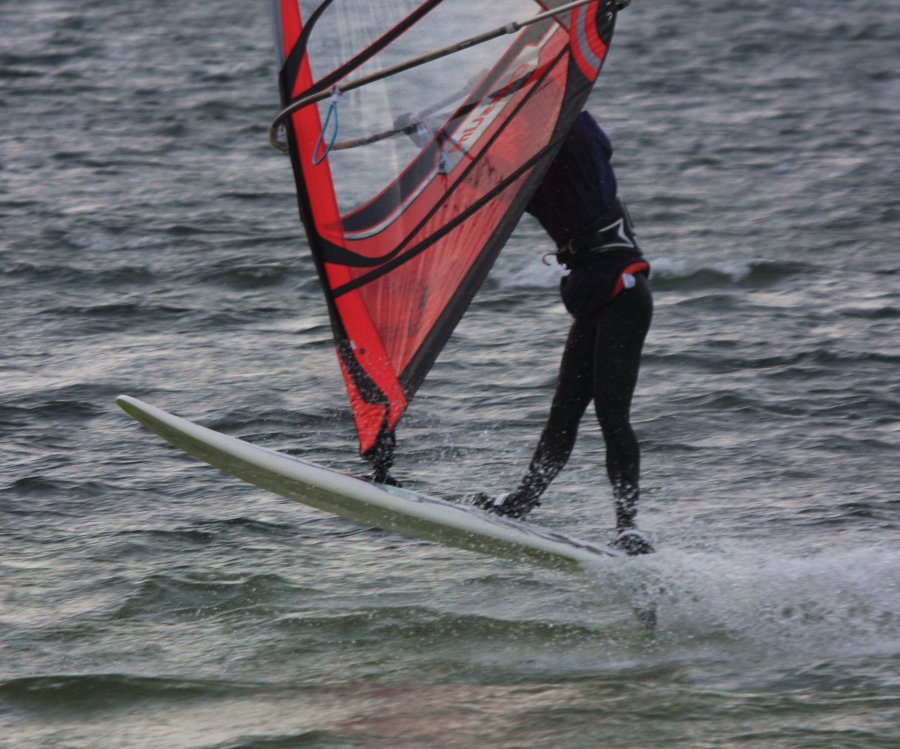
xmin=270 ymin=0 xmax=626 ymax=458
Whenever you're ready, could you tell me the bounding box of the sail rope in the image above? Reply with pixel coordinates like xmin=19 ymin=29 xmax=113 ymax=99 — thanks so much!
xmin=311 ymin=87 xmax=342 ymax=164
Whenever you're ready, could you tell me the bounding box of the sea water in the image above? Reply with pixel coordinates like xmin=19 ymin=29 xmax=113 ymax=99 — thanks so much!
xmin=2 ymin=1 xmax=898 ymax=747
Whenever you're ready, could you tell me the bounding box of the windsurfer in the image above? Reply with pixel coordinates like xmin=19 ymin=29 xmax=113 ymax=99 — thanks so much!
xmin=474 ymin=111 xmax=654 ymax=556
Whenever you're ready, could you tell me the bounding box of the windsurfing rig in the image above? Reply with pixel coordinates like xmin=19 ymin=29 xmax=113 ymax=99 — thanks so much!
xmin=270 ymin=0 xmax=630 ymax=465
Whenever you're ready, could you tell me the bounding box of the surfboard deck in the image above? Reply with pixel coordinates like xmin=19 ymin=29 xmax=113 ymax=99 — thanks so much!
xmin=116 ymin=395 xmax=623 ymax=570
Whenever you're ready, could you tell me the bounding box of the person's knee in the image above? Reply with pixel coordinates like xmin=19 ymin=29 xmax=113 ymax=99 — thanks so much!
xmin=599 ymin=414 xmax=633 ymax=443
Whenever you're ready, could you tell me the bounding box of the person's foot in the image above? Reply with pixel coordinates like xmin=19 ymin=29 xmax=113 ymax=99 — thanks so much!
xmin=470 ymin=491 xmax=539 ymax=519
xmin=371 ymin=469 xmax=401 ymax=487
xmin=613 ymin=528 xmax=655 ymax=556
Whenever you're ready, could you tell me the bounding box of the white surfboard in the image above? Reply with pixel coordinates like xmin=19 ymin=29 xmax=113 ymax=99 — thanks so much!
xmin=116 ymin=395 xmax=622 ymax=570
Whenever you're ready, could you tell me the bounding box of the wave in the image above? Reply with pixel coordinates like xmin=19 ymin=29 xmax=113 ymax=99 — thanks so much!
xmin=649 ymin=258 xmax=811 ymax=289
xmin=33 ymin=301 xmax=297 ymax=334
xmin=185 ymin=261 xmax=294 ymax=290
xmin=41 ymin=301 xmax=190 ymax=321
xmin=645 ymin=346 xmax=900 ymax=374
xmin=0 ymin=673 xmax=243 ymax=710
xmin=0 ymin=385 xmax=115 ymax=428
xmin=113 ymin=573 xmax=317 ymax=624
xmin=838 ymin=304 xmax=900 ymax=320
xmin=204 ymin=732 xmax=337 ymax=749
xmin=489 ymin=255 xmax=810 ymax=292
xmin=0 ymin=260 xmax=157 ymax=286
xmin=2 ymin=475 xmax=108 ymax=502
xmin=271 ymin=605 xmax=602 ymax=647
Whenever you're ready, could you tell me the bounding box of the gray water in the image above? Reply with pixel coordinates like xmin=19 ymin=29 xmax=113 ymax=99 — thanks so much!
xmin=2 ymin=1 xmax=898 ymax=747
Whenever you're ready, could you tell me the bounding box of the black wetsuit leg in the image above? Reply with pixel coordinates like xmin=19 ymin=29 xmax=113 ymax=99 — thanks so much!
xmin=593 ymin=274 xmax=653 ymax=527
xmin=512 ymin=312 xmax=596 ymax=505
xmin=511 ymin=274 xmax=653 ymax=521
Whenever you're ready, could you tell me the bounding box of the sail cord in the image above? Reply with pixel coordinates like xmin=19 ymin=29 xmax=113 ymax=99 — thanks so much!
xmin=311 ymin=88 xmax=342 ymax=165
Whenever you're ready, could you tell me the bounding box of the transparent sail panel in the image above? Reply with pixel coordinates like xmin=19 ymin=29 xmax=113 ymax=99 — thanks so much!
xmin=303 ymin=1 xmax=551 ymax=215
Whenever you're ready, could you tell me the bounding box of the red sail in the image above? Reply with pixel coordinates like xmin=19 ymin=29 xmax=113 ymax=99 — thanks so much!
xmin=272 ymin=1 xmax=618 ymax=455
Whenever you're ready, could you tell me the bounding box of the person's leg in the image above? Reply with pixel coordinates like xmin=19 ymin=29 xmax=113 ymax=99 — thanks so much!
xmin=592 ymin=274 xmax=653 ymax=531
xmin=476 ymin=316 xmax=596 ymax=518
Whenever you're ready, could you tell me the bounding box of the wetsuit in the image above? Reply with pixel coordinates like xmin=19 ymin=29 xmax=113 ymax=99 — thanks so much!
xmin=476 ymin=112 xmax=653 ymax=547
